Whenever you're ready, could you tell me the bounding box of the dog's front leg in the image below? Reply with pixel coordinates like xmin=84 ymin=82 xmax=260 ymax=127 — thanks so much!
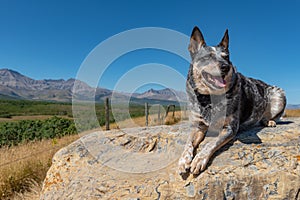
xmin=178 ymin=125 xmax=208 ymax=174
xmin=190 ymin=124 xmax=236 ymax=174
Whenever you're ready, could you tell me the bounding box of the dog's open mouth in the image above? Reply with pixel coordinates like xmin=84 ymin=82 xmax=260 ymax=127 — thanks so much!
xmin=202 ymin=71 xmax=226 ymax=89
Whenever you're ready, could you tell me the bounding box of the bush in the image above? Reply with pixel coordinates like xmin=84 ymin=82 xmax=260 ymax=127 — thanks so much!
xmin=0 ymin=117 xmax=77 ymax=147
xmin=0 ymin=113 xmax=12 ymax=118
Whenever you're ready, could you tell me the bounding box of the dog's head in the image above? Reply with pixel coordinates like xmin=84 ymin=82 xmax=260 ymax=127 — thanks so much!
xmin=188 ymin=26 xmax=236 ymax=95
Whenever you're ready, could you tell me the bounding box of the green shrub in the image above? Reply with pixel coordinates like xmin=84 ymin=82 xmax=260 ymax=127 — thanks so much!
xmin=0 ymin=117 xmax=77 ymax=147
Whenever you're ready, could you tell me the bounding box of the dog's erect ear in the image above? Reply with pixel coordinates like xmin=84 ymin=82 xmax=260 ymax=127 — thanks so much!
xmin=219 ymin=29 xmax=229 ymax=50
xmin=188 ymin=26 xmax=206 ymax=54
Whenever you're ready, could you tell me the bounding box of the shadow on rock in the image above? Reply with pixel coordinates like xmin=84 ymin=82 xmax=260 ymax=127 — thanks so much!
xmin=237 ymin=126 xmax=263 ymax=144
xmin=276 ymin=120 xmax=293 ymax=125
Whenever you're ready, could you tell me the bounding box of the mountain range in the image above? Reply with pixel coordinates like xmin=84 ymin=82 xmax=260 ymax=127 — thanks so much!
xmin=0 ymin=68 xmax=187 ymax=104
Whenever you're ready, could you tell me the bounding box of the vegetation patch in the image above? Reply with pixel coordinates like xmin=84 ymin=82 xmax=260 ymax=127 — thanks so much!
xmin=284 ymin=109 xmax=300 ymax=117
xmin=0 ymin=116 xmax=77 ymax=147
xmin=0 ymin=135 xmax=79 ymax=199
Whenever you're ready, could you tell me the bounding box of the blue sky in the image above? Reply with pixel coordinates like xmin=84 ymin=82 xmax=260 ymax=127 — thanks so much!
xmin=0 ymin=0 xmax=299 ymax=103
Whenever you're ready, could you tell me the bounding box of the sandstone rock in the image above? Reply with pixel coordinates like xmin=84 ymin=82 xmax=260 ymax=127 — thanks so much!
xmin=41 ymin=118 xmax=300 ymax=199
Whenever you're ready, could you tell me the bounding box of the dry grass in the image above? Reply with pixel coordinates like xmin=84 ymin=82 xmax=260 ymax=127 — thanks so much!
xmin=0 ymin=111 xmax=188 ymax=199
xmin=0 ymin=135 xmax=79 ymax=199
xmin=284 ymin=109 xmax=300 ymax=117
xmin=12 ymin=180 xmax=41 ymax=200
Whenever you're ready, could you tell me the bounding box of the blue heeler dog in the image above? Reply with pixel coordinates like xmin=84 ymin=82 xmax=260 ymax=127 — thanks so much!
xmin=178 ymin=27 xmax=286 ymax=175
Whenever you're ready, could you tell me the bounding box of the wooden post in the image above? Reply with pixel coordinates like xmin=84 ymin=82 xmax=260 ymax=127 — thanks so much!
xmin=105 ymin=97 xmax=110 ymax=131
xmin=165 ymin=104 xmax=175 ymax=118
xmin=184 ymin=104 xmax=187 ymax=119
xmin=158 ymin=105 xmax=161 ymax=125
xmin=172 ymin=105 xmax=175 ymax=117
xmin=145 ymin=102 xmax=149 ymax=126
xmin=165 ymin=105 xmax=170 ymax=118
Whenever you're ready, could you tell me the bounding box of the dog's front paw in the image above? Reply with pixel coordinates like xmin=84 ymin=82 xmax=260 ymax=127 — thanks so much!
xmin=267 ymin=120 xmax=276 ymax=127
xmin=190 ymin=152 xmax=210 ymax=175
xmin=262 ymin=119 xmax=277 ymax=127
xmin=178 ymin=143 xmax=194 ymax=174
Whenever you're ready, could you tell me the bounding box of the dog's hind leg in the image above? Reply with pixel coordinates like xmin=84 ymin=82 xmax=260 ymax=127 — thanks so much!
xmin=262 ymin=86 xmax=286 ymax=127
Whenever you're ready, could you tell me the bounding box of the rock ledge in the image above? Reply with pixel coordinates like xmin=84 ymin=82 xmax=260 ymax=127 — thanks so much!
xmin=41 ymin=118 xmax=300 ymax=199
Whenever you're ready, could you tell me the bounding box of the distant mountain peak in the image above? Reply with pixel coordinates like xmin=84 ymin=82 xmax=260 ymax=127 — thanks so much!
xmin=0 ymin=68 xmax=187 ymax=103
xmin=0 ymin=68 xmax=17 ymax=72
xmin=137 ymin=88 xmax=187 ymax=101
xmin=0 ymin=68 xmax=23 ymax=76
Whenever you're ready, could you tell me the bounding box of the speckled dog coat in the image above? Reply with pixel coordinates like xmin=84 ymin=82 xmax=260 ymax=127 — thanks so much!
xmin=178 ymin=27 xmax=286 ymax=175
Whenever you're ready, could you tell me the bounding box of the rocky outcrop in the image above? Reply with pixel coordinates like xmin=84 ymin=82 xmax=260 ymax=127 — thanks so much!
xmin=41 ymin=118 xmax=300 ymax=199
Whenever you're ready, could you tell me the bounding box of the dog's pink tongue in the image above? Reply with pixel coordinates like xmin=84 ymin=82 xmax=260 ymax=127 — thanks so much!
xmin=214 ymin=77 xmax=226 ymax=87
